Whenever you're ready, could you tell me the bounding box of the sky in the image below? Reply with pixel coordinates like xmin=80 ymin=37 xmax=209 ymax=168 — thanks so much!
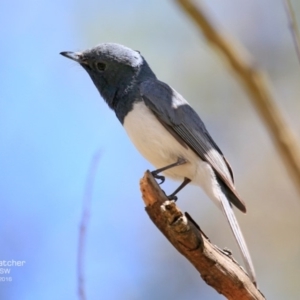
xmin=1 ymin=0 xmax=300 ymax=299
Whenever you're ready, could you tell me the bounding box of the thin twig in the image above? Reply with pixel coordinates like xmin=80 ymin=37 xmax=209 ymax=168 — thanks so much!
xmin=283 ymin=0 xmax=300 ymax=64
xmin=140 ymin=171 xmax=265 ymax=300
xmin=78 ymin=149 xmax=102 ymax=300
xmin=176 ymin=0 xmax=300 ymax=196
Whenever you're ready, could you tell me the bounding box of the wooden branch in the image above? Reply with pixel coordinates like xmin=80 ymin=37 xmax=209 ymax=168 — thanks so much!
xmin=78 ymin=149 xmax=101 ymax=300
xmin=140 ymin=171 xmax=265 ymax=300
xmin=283 ymin=0 xmax=300 ymax=64
xmin=176 ymin=0 xmax=300 ymax=196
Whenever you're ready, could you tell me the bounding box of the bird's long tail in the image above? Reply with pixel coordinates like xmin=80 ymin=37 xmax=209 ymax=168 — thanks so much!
xmin=219 ymin=192 xmax=256 ymax=285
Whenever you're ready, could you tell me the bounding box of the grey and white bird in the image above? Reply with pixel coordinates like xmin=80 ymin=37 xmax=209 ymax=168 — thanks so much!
xmin=60 ymin=43 xmax=256 ymax=284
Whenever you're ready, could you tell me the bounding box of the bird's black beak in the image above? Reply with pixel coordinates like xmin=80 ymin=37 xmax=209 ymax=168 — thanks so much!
xmin=60 ymin=51 xmax=83 ymax=63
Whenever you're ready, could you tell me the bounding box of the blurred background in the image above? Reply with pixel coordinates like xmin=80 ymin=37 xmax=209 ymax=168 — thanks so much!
xmin=1 ymin=0 xmax=300 ymax=299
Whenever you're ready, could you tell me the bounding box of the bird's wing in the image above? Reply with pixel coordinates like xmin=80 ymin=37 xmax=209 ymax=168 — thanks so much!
xmin=140 ymin=79 xmax=246 ymax=213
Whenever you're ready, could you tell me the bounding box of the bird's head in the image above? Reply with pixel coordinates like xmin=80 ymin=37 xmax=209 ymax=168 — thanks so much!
xmin=60 ymin=43 xmax=154 ymax=108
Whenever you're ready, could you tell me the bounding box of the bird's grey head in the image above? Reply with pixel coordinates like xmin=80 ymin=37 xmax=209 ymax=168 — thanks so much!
xmin=60 ymin=43 xmax=155 ymax=109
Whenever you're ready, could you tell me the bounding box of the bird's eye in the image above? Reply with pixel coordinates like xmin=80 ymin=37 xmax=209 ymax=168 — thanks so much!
xmin=96 ymin=62 xmax=106 ymax=72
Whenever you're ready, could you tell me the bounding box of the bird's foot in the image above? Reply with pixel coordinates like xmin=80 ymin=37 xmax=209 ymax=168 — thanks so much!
xmin=167 ymin=194 xmax=178 ymax=201
xmin=150 ymin=158 xmax=187 ymax=185
xmin=151 ymin=172 xmax=165 ymax=185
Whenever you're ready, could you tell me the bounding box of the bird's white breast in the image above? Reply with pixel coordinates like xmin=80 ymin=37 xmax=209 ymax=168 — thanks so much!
xmin=123 ymin=102 xmax=208 ymax=183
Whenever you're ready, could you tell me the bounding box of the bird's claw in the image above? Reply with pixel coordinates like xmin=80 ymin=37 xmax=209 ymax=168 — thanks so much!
xmin=167 ymin=194 xmax=178 ymax=201
xmin=151 ymin=172 xmax=165 ymax=185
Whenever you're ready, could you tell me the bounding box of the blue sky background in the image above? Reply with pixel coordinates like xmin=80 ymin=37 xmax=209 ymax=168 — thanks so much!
xmin=1 ymin=0 xmax=300 ymax=299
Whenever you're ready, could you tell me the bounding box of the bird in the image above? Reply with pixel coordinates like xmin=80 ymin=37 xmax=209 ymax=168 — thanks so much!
xmin=60 ymin=43 xmax=256 ymax=284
